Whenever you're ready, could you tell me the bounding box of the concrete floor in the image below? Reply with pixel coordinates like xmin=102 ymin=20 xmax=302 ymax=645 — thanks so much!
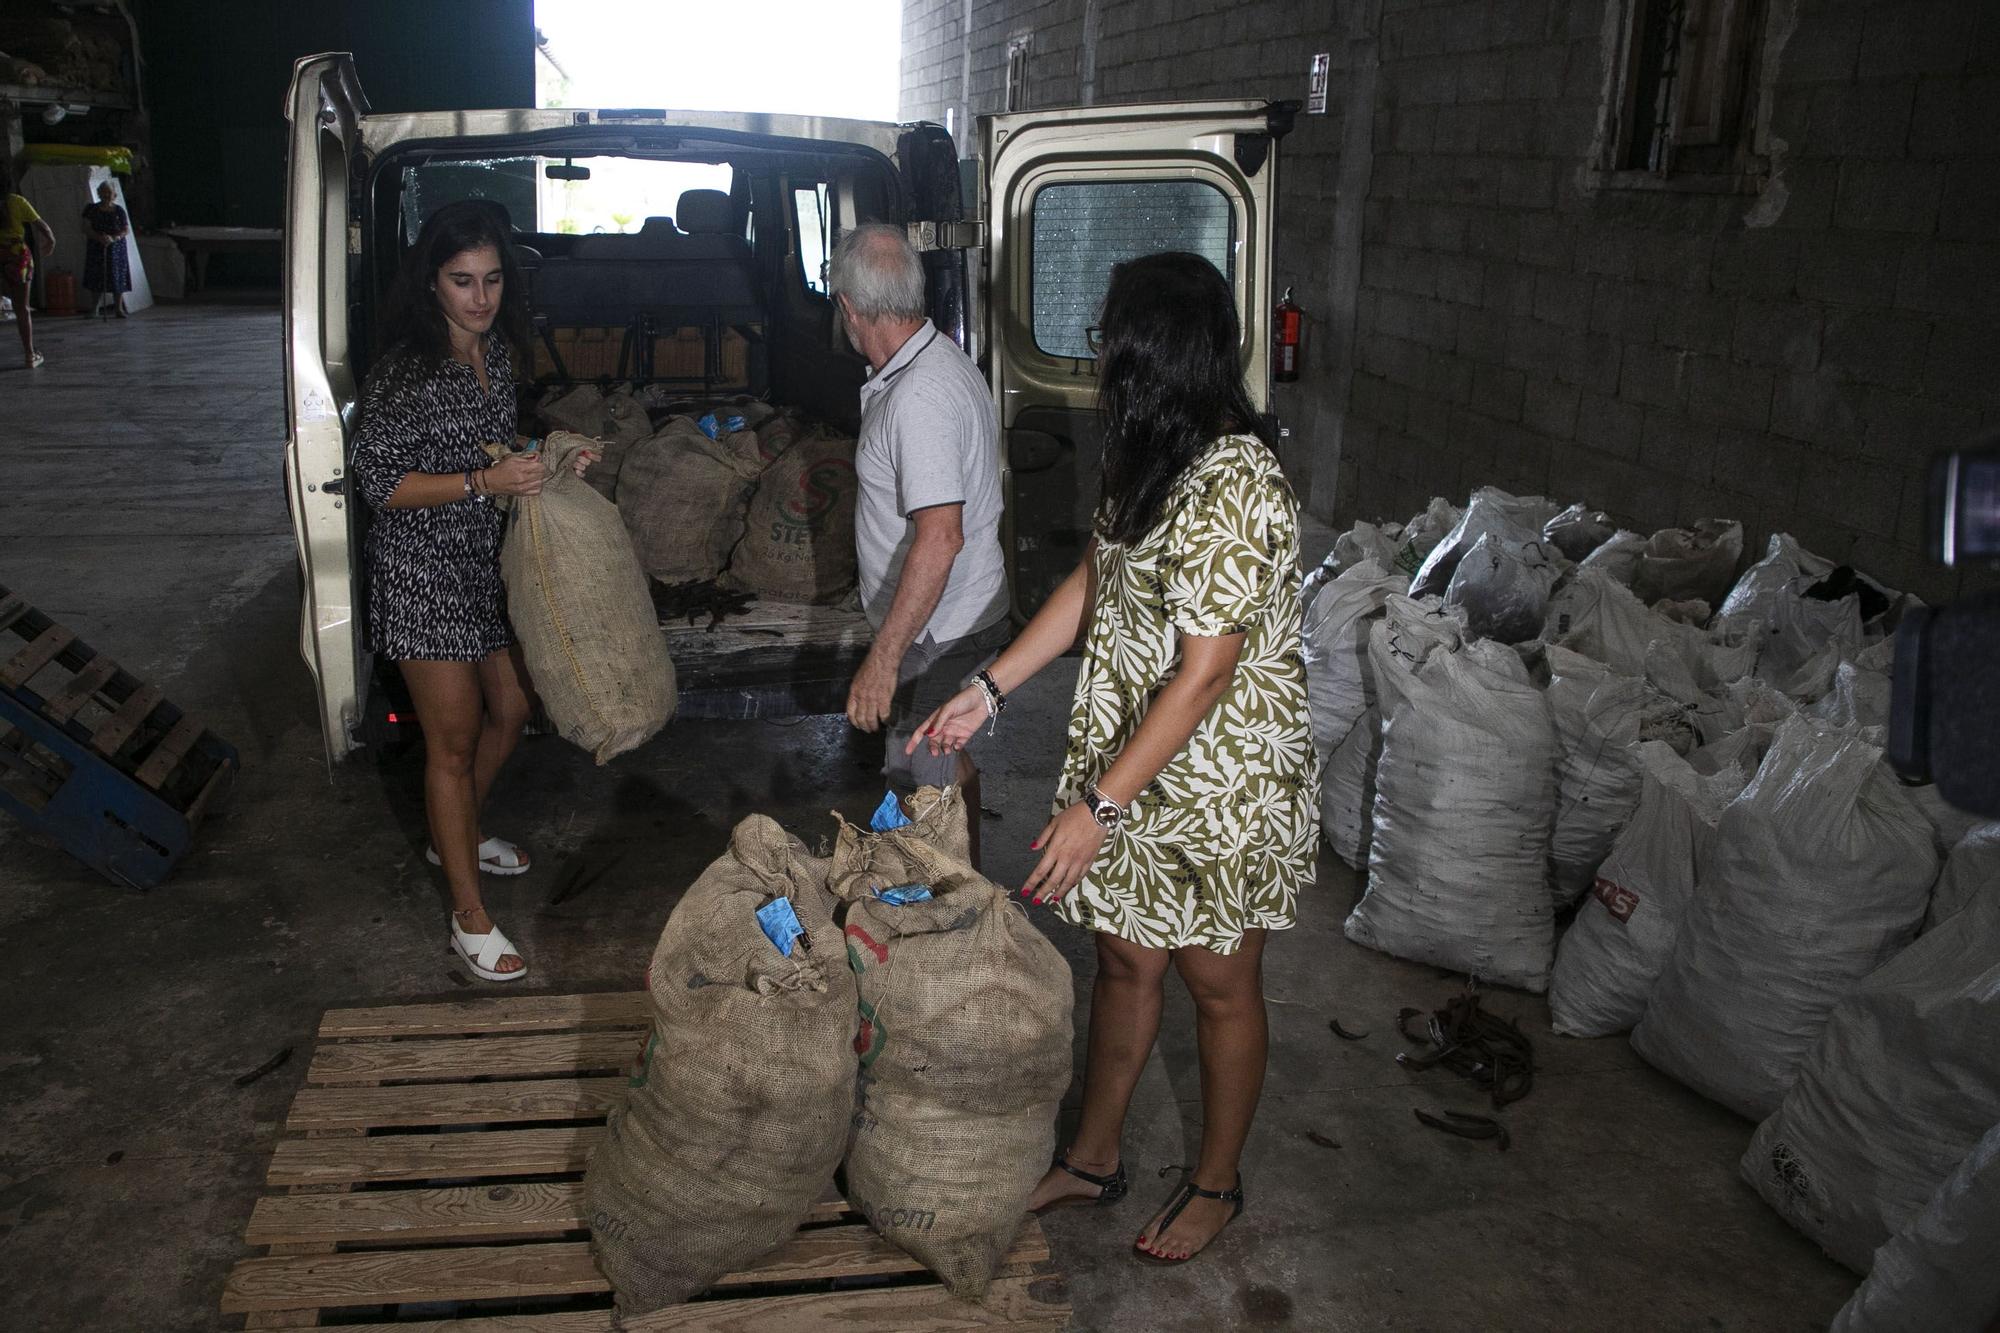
xmin=0 ymin=306 xmax=1857 ymax=1331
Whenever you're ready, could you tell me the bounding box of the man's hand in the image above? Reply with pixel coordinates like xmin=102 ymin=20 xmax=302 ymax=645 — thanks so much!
xmin=846 ymin=650 xmax=899 ymax=733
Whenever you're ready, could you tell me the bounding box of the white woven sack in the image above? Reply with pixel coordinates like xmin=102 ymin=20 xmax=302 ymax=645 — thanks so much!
xmin=1543 ymin=568 xmax=1663 ymax=678
xmin=1547 ymin=741 xmax=1743 ymax=1038
xmin=1828 ymin=1121 xmax=2000 ymax=1333
xmin=1633 ymin=518 xmax=1743 ymax=607
xmin=1719 ymin=532 xmax=1835 ymax=627
xmin=1924 ymin=823 xmax=2000 ymax=932
xmin=1302 ymin=559 xmax=1403 ymax=767
xmin=1575 ymin=529 xmax=1645 ymax=584
xmin=1344 ymin=596 xmax=1559 ymax=991
xmin=1544 ymin=646 xmax=1650 ymax=907
xmin=1409 ymin=487 xmax=1557 ymax=598
xmin=1443 ymin=533 xmax=1561 ymax=644
xmin=1742 ymin=887 xmax=2000 ymax=1274
xmin=1631 ymin=714 xmax=1938 ymax=1119
xmin=1321 ymin=704 xmax=1380 ymax=870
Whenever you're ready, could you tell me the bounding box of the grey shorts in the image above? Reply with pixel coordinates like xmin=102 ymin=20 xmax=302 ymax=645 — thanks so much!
xmin=883 ymin=619 xmax=1011 ymax=791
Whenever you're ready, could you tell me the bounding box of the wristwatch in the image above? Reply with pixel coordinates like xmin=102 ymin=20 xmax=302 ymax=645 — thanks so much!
xmin=1081 ymin=784 xmax=1126 ymax=833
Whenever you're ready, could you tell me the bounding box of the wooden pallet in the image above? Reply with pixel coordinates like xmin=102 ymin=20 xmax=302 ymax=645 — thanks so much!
xmin=222 ymin=993 xmax=1072 ymax=1330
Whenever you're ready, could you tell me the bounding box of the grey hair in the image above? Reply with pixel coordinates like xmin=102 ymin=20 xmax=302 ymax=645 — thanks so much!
xmin=829 ymin=223 xmax=927 ymax=321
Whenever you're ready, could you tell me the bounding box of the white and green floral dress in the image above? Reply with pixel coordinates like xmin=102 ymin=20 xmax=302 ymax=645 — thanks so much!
xmin=1052 ymin=433 xmax=1318 ymax=954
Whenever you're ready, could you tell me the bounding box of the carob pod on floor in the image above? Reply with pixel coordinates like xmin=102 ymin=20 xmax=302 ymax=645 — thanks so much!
xmin=1394 ymin=991 xmax=1537 ymax=1108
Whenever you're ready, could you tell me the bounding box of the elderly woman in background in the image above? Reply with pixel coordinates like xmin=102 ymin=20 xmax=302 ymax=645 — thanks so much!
xmin=81 ymin=181 xmax=133 ymax=320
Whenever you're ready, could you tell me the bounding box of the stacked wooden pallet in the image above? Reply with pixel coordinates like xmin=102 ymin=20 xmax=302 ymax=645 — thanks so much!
xmin=0 ymin=583 xmax=236 ymax=887
xmin=221 ymin=992 xmax=1072 ymax=1330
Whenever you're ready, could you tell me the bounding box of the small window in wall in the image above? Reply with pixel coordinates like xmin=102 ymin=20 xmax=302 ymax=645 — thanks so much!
xmin=1605 ymin=0 xmax=1769 ymax=179
xmin=794 ymin=184 xmax=831 ymax=296
xmin=1029 ymin=180 xmax=1234 ymax=360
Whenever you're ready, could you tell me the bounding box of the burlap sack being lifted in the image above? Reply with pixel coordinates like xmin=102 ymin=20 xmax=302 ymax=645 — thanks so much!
xmin=617 ymin=415 xmax=766 ymax=583
xmin=831 ymin=788 xmax=1072 ymax=1298
xmin=727 ymin=416 xmax=860 ymax=604
xmin=500 ymin=433 xmax=675 ymax=763
xmin=585 ymin=816 xmax=858 ymax=1314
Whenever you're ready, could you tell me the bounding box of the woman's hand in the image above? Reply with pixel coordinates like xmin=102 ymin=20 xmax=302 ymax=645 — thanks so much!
xmin=482 ymin=452 xmax=545 ymax=497
xmin=571 ymin=448 xmax=600 ymax=477
xmin=905 ymin=684 xmax=989 ymax=758
xmin=1020 ymin=801 xmax=1107 ymax=905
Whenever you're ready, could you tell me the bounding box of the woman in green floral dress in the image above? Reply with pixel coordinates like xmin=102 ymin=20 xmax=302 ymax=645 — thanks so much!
xmin=910 ymin=252 xmax=1316 ymax=1265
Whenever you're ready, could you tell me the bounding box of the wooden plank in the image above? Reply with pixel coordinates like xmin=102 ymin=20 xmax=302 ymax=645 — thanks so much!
xmin=306 ymin=1031 xmax=643 ymax=1086
xmin=134 ymin=713 xmax=205 ymax=789
xmin=244 ymin=1182 xmax=852 ymax=1247
xmin=1 ymin=625 xmax=75 ymax=690
xmin=267 ymin=1126 xmax=602 ymax=1188
xmin=285 ymin=1076 xmax=626 ymax=1132
xmin=223 ymin=1225 xmax=1052 ymax=1315
xmin=318 ymin=991 xmax=651 ymax=1039
xmin=321 ymin=1273 xmax=1068 ymax=1332
xmin=39 ymin=654 xmax=116 ymax=724
xmin=0 ymin=593 xmax=28 ymax=636
xmin=91 ymin=682 xmax=161 ymax=756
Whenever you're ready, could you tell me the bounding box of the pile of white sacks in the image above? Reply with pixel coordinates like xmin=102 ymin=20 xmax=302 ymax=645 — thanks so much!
xmin=1304 ymin=490 xmax=1999 ymax=1327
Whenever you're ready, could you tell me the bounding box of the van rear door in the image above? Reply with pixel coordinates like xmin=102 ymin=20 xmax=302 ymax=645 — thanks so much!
xmin=979 ymin=102 xmax=1291 ymax=616
xmin=282 ymin=54 xmax=369 ymax=763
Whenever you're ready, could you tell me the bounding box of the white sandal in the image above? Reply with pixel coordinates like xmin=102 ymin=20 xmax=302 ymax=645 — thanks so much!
xmin=451 ymin=912 xmax=528 ymax=982
xmin=427 ymin=835 xmax=532 ymax=876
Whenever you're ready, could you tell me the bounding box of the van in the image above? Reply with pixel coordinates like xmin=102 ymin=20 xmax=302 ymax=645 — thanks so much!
xmin=283 ymin=52 xmax=1292 ymax=761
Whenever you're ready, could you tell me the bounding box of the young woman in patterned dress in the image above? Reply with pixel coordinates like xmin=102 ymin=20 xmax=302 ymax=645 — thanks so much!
xmin=352 ymin=202 xmax=593 ymax=982
xmin=910 ymin=252 xmax=1317 ymax=1264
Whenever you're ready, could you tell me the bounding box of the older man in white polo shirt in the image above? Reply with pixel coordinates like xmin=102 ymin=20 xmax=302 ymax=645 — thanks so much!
xmin=832 ymin=224 xmax=1008 ymax=863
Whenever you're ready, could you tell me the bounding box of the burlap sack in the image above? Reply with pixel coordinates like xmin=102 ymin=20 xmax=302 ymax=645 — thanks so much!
xmin=585 ymin=816 xmax=858 ymax=1313
xmin=726 ymin=422 xmax=859 ymax=604
xmin=616 ymin=416 xmax=765 ymax=583
xmin=830 ymin=788 xmax=1072 ymax=1298
xmin=500 ymin=433 xmax=675 ymax=764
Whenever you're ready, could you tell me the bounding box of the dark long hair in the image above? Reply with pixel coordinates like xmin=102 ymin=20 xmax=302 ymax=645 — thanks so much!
xmin=1094 ymin=252 xmax=1272 ymax=544
xmin=375 ymin=200 xmax=529 ymax=366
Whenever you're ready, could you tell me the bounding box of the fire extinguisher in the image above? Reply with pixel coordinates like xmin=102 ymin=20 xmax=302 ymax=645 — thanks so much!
xmin=1274 ymin=286 xmax=1304 ymax=383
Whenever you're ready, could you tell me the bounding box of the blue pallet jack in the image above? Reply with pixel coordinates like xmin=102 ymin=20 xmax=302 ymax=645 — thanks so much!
xmin=0 ymin=583 xmax=238 ymax=889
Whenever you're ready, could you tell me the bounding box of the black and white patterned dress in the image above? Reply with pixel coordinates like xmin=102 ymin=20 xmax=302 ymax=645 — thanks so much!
xmin=351 ymin=338 xmax=518 ymax=662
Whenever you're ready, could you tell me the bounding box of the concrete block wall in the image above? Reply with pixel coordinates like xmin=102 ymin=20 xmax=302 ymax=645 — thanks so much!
xmin=902 ymin=0 xmax=2000 ymax=602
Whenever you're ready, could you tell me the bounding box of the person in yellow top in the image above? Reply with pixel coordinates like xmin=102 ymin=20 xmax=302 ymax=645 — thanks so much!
xmin=1 ymin=162 xmax=58 ymax=369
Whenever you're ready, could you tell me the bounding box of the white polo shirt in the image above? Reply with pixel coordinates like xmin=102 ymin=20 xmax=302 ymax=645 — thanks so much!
xmin=854 ymin=320 xmax=1008 ymax=642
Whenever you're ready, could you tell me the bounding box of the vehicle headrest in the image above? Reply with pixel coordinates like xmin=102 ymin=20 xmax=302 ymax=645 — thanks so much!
xmin=676 ymin=189 xmax=734 ymax=235
xmin=639 ymin=215 xmax=677 ymax=238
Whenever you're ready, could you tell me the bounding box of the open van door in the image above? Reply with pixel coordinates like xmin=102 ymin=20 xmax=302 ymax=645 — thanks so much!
xmin=282 ymin=54 xmax=369 ymax=763
xmin=979 ymin=101 xmax=1292 ymax=618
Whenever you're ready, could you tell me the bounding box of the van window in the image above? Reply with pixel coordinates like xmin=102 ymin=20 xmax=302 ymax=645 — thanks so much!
xmin=396 ymin=158 xmax=734 ymax=240
xmin=794 ymin=184 xmax=831 ymax=296
xmin=1029 ymin=179 xmax=1235 ymax=359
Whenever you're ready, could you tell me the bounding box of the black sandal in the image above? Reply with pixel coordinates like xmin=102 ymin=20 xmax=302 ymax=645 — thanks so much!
xmin=1035 ymin=1148 xmax=1128 ymax=1213
xmin=1133 ymin=1172 xmax=1244 ymax=1265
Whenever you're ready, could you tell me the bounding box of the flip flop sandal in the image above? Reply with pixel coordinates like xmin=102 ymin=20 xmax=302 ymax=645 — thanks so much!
xmin=450 ymin=913 xmax=528 ymax=982
xmin=427 ymin=835 xmax=532 ymax=876
xmin=1034 ymin=1150 xmax=1128 ymax=1214
xmin=1133 ymin=1173 xmax=1244 ymax=1265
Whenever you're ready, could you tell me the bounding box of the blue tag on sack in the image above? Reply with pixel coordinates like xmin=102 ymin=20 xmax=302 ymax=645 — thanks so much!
xmin=697 ymin=412 xmax=748 ymax=440
xmin=876 ymin=884 xmax=933 ymax=906
xmin=755 ymin=897 xmax=804 ymax=957
xmin=869 ymin=791 xmax=912 ymax=832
